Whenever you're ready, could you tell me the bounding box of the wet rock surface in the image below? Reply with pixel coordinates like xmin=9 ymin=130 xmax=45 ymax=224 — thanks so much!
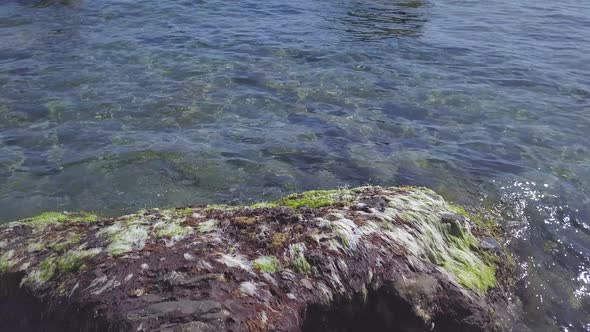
xmin=0 ymin=186 xmax=517 ymax=331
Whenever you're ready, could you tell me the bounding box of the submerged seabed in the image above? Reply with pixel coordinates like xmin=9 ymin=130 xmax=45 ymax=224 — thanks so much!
xmin=0 ymin=0 xmax=589 ymax=330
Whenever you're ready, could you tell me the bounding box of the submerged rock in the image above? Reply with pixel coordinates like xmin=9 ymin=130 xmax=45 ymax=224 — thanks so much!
xmin=0 ymin=186 xmax=517 ymax=331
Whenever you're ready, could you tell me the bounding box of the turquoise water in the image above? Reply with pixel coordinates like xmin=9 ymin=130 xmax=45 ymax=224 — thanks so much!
xmin=0 ymin=0 xmax=589 ymax=329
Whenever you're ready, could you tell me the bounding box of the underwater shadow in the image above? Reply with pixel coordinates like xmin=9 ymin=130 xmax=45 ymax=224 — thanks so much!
xmin=19 ymin=0 xmax=83 ymax=8
xmin=334 ymin=0 xmax=429 ymax=41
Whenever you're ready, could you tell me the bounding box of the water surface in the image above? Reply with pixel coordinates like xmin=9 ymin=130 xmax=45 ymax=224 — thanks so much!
xmin=0 ymin=0 xmax=589 ymax=330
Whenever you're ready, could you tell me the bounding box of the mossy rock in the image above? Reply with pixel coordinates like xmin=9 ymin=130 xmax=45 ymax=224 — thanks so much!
xmin=18 ymin=211 xmax=99 ymax=224
xmin=0 ymin=186 xmax=517 ymax=331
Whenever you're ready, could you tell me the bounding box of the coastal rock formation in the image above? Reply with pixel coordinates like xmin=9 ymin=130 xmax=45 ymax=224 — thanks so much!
xmin=0 ymin=186 xmax=516 ymax=331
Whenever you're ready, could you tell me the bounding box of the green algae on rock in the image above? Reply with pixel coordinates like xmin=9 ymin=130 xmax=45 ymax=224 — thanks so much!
xmin=18 ymin=211 xmax=99 ymax=224
xmin=23 ymin=248 xmax=102 ymax=287
xmin=0 ymin=250 xmax=16 ymax=273
xmin=275 ymin=189 xmax=353 ymax=209
xmin=252 ymin=256 xmax=281 ymax=273
xmin=245 ymin=188 xmax=354 ymax=210
xmin=0 ymin=186 xmax=517 ymax=331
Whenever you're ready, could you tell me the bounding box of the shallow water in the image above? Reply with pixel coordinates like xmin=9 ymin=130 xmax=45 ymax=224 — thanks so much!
xmin=0 ymin=0 xmax=589 ymax=329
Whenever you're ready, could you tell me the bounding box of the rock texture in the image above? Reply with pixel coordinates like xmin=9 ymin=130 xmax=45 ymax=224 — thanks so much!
xmin=0 ymin=186 xmax=516 ymax=331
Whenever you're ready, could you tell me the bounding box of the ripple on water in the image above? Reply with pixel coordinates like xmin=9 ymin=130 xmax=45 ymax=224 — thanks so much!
xmin=0 ymin=0 xmax=589 ymax=329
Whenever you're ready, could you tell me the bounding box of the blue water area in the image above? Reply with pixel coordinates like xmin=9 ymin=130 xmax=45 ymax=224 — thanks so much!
xmin=0 ymin=0 xmax=589 ymax=329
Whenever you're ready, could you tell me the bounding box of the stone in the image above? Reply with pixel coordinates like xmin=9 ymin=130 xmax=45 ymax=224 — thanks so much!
xmin=0 ymin=186 xmax=517 ymax=331
xmin=128 ymin=300 xmax=223 ymax=320
xmin=480 ymin=237 xmax=502 ymax=253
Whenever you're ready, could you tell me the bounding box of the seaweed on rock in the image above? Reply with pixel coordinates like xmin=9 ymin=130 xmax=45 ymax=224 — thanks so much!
xmin=0 ymin=186 xmax=517 ymax=331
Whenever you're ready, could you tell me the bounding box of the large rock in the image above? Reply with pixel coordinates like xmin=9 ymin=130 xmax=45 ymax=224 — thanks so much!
xmin=0 ymin=186 xmax=517 ymax=331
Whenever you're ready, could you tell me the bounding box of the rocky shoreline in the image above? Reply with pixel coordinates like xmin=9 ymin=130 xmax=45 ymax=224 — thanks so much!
xmin=0 ymin=186 xmax=517 ymax=331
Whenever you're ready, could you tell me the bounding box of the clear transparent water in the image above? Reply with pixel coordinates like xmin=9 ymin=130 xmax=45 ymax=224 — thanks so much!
xmin=0 ymin=0 xmax=589 ymax=329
